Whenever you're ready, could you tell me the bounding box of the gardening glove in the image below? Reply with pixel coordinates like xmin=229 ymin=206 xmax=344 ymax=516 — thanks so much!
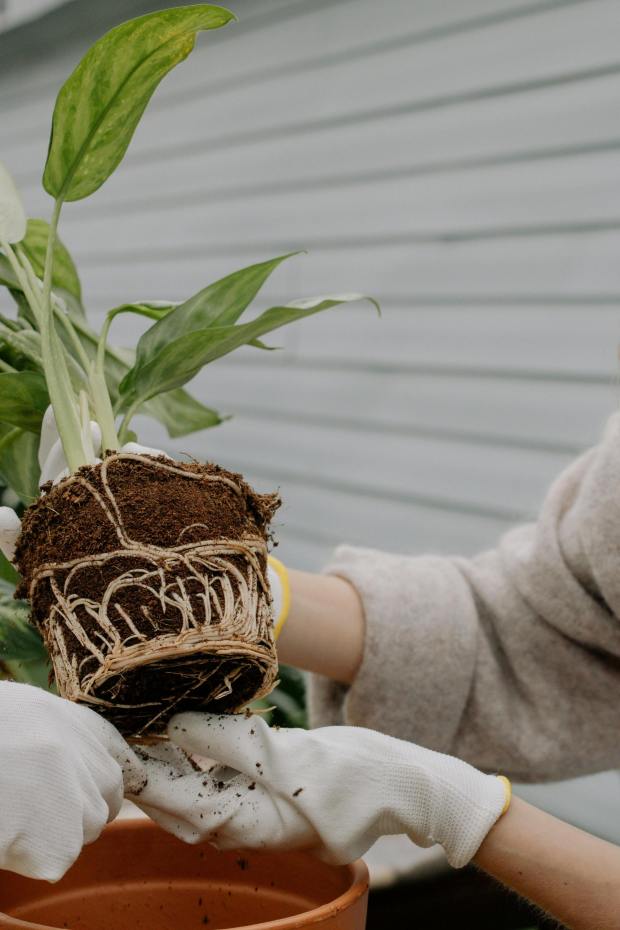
xmin=129 ymin=712 xmax=511 ymax=868
xmin=0 ymin=406 xmax=167 ymax=562
xmin=0 ymin=680 xmax=145 ymax=882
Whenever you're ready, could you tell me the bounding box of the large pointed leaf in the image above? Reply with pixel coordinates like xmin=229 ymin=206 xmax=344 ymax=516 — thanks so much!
xmin=43 ymin=5 xmax=235 ymax=202
xmin=120 ymin=253 xmax=297 ymax=400
xmin=0 ymin=162 xmax=26 ymax=244
xmin=0 ymin=428 xmax=40 ymax=503
xmin=121 ymin=294 xmax=378 ymax=405
xmin=0 ymin=372 xmax=48 ymax=432
xmin=20 ymin=219 xmax=82 ymax=302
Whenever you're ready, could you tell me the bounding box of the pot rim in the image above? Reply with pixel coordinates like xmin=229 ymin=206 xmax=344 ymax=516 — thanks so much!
xmin=0 ymin=819 xmax=369 ymax=930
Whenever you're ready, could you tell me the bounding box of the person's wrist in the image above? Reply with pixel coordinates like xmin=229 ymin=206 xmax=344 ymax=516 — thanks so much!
xmin=267 ymin=556 xmax=290 ymax=639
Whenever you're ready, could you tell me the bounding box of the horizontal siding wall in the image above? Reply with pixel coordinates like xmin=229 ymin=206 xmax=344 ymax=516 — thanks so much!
xmin=2 ymin=0 xmax=620 ymax=569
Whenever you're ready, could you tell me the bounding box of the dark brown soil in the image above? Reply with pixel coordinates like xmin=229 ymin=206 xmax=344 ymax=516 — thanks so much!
xmin=15 ymin=454 xmax=280 ymax=738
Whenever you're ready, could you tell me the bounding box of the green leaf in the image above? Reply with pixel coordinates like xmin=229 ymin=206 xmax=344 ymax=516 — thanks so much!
xmin=0 ymin=578 xmax=50 ymax=688
xmin=20 ymin=219 xmax=82 ymax=301
xmin=0 ymin=427 xmax=40 ymax=503
xmin=121 ymin=253 xmax=297 ymax=400
xmin=43 ymin=5 xmax=235 ymax=202
xmin=0 ymin=550 xmax=19 ymax=585
xmin=122 ymin=294 xmax=378 ymax=406
xmin=144 ymin=388 xmax=224 ymax=438
xmin=0 ymin=593 xmax=43 ymax=663
xmin=0 ymin=371 xmax=49 ymax=432
xmin=0 ymin=316 xmax=41 ymax=373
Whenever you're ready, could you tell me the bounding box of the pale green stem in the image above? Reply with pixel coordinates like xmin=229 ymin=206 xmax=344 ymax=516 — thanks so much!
xmin=14 ymin=245 xmax=45 ymax=323
xmin=71 ymin=313 xmax=128 ymax=374
xmin=88 ymin=309 xmax=120 ymax=451
xmin=16 ymin=245 xmax=91 ymax=379
xmin=79 ymin=389 xmax=97 ymax=461
xmin=53 ymin=305 xmax=92 ymax=375
xmin=0 ymin=358 xmax=17 ymax=374
xmin=40 ymin=200 xmax=88 ymax=472
xmin=96 ymin=311 xmax=116 ymax=376
xmin=88 ymin=362 xmax=119 ymax=452
xmin=0 ymin=313 xmax=22 ymax=332
xmin=118 ymin=399 xmax=140 ymax=445
xmin=1 ymin=242 xmax=42 ymax=327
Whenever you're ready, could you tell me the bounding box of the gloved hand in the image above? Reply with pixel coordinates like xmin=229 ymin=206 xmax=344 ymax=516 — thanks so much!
xmin=129 ymin=712 xmax=510 ymax=867
xmin=0 ymin=406 xmax=167 ymax=562
xmin=0 ymin=681 xmax=146 ymax=882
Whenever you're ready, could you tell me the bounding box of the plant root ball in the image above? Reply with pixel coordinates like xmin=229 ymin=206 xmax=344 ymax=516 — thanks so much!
xmin=15 ymin=452 xmax=280 ymax=739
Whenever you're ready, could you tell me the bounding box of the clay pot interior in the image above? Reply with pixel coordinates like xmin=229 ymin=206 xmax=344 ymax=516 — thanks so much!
xmin=0 ymin=820 xmax=369 ymax=930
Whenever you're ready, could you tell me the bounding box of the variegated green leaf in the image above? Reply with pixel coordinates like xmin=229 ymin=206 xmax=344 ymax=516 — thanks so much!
xmin=121 ymin=293 xmax=378 ymax=407
xmin=43 ymin=5 xmax=235 ymax=202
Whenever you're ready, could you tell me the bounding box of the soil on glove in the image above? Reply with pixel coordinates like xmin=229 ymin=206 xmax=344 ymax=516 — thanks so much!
xmin=15 ymin=454 xmax=280 ymax=738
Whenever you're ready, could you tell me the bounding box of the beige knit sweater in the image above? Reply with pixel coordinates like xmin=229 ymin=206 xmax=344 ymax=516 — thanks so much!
xmin=309 ymin=413 xmax=620 ymax=783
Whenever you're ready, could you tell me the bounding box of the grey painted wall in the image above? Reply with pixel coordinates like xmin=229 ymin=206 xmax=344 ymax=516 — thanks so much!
xmin=2 ymin=0 xmax=620 ymax=836
xmin=3 ymin=0 xmax=620 ymax=571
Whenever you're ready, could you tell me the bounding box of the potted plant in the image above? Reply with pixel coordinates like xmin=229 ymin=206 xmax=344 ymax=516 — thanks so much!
xmin=0 ymin=4 xmax=375 ymax=740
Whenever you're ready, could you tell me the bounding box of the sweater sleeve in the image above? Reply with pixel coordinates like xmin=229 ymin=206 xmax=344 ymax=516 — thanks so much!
xmin=309 ymin=413 xmax=620 ymax=783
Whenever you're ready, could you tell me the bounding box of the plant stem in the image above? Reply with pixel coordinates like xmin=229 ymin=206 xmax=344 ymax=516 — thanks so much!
xmin=118 ymin=400 xmax=140 ymax=444
xmin=0 ymin=359 xmax=18 ymax=374
xmin=1 ymin=243 xmax=42 ymax=328
xmin=53 ymin=304 xmax=92 ymax=375
xmin=89 ymin=363 xmax=119 ymax=451
xmin=39 ymin=199 xmax=88 ymax=472
xmin=88 ymin=309 xmax=120 ymax=451
xmin=0 ymin=313 xmax=22 ymax=333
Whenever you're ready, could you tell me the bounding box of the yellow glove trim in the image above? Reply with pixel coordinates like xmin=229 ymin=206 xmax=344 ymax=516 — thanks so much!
xmin=497 ymin=775 xmax=512 ymax=816
xmin=268 ymin=555 xmax=291 ymax=640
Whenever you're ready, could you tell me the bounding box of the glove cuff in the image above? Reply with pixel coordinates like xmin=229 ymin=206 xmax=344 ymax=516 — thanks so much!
xmin=268 ymin=556 xmax=290 ymax=639
xmin=442 ymin=773 xmax=510 ymax=868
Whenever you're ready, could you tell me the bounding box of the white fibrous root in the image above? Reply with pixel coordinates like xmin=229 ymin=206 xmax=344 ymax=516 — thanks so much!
xmin=26 ymin=454 xmax=277 ymax=736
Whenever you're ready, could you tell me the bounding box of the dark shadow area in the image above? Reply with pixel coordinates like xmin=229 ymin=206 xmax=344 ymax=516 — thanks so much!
xmin=367 ymin=866 xmax=568 ymax=930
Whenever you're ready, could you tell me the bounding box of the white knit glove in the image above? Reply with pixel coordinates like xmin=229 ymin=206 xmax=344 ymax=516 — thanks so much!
xmin=0 ymin=681 xmax=144 ymax=882
xmin=130 ymin=712 xmax=510 ymax=868
xmin=0 ymin=406 xmax=167 ymax=562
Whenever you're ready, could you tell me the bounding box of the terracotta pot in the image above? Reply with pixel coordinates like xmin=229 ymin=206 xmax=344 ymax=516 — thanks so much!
xmin=0 ymin=820 xmax=368 ymax=930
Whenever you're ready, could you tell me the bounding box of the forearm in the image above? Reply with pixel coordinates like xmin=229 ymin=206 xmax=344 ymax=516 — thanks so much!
xmin=276 ymin=569 xmax=364 ymax=684
xmin=474 ymin=796 xmax=620 ymax=930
